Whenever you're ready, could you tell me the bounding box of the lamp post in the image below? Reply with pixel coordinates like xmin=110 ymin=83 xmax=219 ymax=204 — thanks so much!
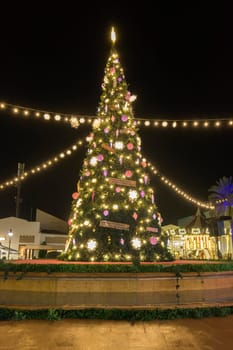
xmin=7 ymin=229 xmax=13 ymax=260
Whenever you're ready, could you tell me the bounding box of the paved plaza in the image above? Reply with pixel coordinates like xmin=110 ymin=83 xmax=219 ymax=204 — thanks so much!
xmin=0 ymin=315 xmax=233 ymax=350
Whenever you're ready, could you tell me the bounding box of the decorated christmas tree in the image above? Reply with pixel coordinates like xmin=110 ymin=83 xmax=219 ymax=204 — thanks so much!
xmin=61 ymin=28 xmax=173 ymax=262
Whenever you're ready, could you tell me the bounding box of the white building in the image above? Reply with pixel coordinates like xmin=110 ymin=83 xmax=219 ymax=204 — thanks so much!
xmin=0 ymin=209 xmax=68 ymax=260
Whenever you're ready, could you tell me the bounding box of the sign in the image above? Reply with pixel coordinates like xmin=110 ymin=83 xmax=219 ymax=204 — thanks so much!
xmin=146 ymin=227 xmax=159 ymax=233
xmin=100 ymin=220 xmax=130 ymax=230
xmin=109 ymin=177 xmax=136 ymax=187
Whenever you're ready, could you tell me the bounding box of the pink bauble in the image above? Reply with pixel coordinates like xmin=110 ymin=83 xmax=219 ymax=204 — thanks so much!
xmin=97 ymin=154 xmax=104 ymax=161
xmin=104 ymin=128 xmax=109 ymax=133
xmin=127 ymin=143 xmax=134 ymax=150
xmin=150 ymin=236 xmax=158 ymax=245
xmin=116 ymin=186 xmax=121 ymax=193
xmin=140 ymin=191 xmax=145 ymax=198
xmin=121 ymin=115 xmax=128 ymax=122
xmin=125 ymin=170 xmax=133 ymax=178
xmin=103 ymin=210 xmax=109 ymax=216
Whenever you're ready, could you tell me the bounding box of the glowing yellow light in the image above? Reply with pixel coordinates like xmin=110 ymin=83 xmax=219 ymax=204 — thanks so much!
xmin=128 ymin=189 xmax=138 ymax=200
xmin=114 ymin=141 xmax=124 ymax=149
xmin=87 ymin=239 xmax=97 ymax=251
xmin=44 ymin=113 xmax=50 ymax=120
xmin=111 ymin=27 xmax=116 ymax=43
xmin=131 ymin=237 xmax=141 ymax=249
xmin=90 ymin=156 xmax=97 ymax=166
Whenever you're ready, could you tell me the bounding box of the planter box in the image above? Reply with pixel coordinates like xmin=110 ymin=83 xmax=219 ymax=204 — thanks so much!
xmin=0 ymin=271 xmax=233 ymax=308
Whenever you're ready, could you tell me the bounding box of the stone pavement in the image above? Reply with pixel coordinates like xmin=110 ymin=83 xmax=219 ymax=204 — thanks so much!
xmin=0 ymin=315 xmax=233 ymax=350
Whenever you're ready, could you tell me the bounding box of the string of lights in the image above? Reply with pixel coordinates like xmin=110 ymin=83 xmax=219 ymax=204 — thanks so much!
xmin=142 ymin=157 xmax=215 ymax=210
xmin=0 ymin=134 xmax=215 ymax=209
xmin=0 ymin=138 xmax=85 ymax=190
xmin=1 ymin=102 xmax=233 ymax=129
xmin=0 ymin=102 xmax=94 ymax=129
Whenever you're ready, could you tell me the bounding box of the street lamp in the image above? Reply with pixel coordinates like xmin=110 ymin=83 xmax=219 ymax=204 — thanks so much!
xmin=7 ymin=229 xmax=13 ymax=260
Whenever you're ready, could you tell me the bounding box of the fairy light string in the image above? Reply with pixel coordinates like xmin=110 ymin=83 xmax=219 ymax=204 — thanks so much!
xmin=0 ymin=102 xmax=94 ymax=129
xmin=0 ymin=138 xmax=215 ymax=209
xmin=0 ymin=102 xmax=226 ymax=208
xmin=1 ymin=102 xmax=233 ymax=129
xmin=0 ymin=138 xmax=85 ymax=190
xmin=143 ymin=157 xmax=214 ymax=210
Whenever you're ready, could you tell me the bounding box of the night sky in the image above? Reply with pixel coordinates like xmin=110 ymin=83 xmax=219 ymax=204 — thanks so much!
xmin=0 ymin=3 xmax=232 ymax=225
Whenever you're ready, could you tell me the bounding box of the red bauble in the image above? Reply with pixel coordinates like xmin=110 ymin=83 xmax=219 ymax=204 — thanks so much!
xmin=72 ymin=192 xmax=79 ymax=200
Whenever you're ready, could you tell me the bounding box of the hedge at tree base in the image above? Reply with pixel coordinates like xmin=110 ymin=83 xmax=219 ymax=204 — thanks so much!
xmin=0 ymin=306 xmax=233 ymax=321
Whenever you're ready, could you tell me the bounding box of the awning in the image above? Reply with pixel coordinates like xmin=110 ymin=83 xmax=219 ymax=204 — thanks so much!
xmin=21 ymin=244 xmax=65 ymax=250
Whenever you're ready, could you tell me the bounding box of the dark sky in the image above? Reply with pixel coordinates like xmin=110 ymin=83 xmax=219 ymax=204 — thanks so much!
xmin=0 ymin=3 xmax=232 ymax=224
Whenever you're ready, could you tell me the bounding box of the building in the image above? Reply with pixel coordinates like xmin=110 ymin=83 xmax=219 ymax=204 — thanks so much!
xmin=1 ymin=207 xmax=232 ymax=261
xmin=0 ymin=209 xmax=68 ymax=260
xmin=163 ymin=208 xmax=233 ymax=260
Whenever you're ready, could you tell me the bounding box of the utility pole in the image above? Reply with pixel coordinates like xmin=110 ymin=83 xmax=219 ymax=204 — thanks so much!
xmin=15 ymin=162 xmax=25 ymax=218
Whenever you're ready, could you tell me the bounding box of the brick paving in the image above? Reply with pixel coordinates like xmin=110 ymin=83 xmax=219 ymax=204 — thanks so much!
xmin=0 ymin=316 xmax=233 ymax=350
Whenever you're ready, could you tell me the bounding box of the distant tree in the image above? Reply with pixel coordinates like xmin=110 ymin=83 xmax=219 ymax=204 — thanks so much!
xmin=208 ymin=177 xmax=233 ymax=259
xmin=208 ymin=176 xmax=233 ymax=218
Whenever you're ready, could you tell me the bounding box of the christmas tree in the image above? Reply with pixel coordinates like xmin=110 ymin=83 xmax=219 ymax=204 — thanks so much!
xmin=61 ymin=28 xmax=173 ymax=262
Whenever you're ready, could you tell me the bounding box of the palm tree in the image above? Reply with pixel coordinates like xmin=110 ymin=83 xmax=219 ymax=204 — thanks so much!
xmin=208 ymin=176 xmax=233 ymax=218
xmin=208 ymin=176 xmax=233 ymax=260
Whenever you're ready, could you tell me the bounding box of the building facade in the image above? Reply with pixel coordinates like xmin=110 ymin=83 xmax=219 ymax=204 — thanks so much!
xmin=163 ymin=208 xmax=233 ymax=260
xmin=0 ymin=209 xmax=68 ymax=260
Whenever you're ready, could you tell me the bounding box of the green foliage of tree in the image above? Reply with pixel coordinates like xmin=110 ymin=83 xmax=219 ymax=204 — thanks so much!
xmin=208 ymin=176 xmax=233 ymax=217
xmin=61 ymin=30 xmax=172 ymax=262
